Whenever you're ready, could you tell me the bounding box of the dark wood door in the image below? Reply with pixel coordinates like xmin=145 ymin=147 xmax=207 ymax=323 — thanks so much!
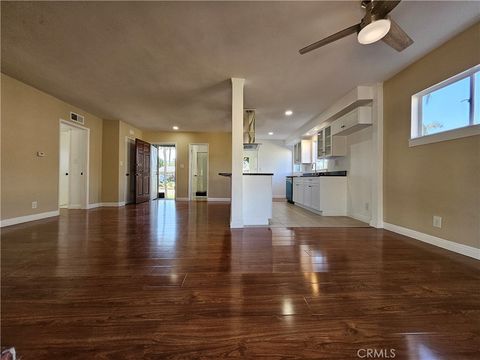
xmin=134 ymin=139 xmax=151 ymax=204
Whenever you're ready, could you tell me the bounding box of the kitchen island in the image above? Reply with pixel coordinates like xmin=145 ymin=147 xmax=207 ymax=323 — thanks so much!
xmin=219 ymin=172 xmax=273 ymax=226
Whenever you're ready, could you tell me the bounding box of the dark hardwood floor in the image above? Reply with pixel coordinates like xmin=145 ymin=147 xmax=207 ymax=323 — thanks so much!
xmin=2 ymin=200 xmax=479 ymax=359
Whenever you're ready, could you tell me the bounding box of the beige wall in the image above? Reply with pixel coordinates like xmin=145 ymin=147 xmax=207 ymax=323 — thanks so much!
xmin=143 ymin=131 xmax=232 ymax=199
xmin=101 ymin=120 xmax=120 ymax=203
xmin=383 ymin=23 xmax=480 ymax=248
xmin=1 ymin=74 xmax=103 ymax=219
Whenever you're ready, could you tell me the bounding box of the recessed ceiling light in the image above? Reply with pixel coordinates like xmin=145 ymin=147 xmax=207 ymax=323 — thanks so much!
xmin=268 ymin=132 xmax=274 ymax=136
xmin=172 ymin=126 xmax=179 ymax=130
xmin=285 ymin=110 xmax=293 ymax=116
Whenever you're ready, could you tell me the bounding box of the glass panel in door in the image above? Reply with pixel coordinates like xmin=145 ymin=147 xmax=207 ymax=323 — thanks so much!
xmin=158 ymin=145 xmax=176 ymax=199
xmin=195 ymin=152 xmax=208 ymax=197
xmin=324 ymin=126 xmax=332 ymax=156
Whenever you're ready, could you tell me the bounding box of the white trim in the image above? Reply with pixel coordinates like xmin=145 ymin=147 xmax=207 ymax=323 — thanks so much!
xmin=188 ymin=143 xmax=209 ymax=200
xmin=87 ymin=203 xmax=101 ymax=209
xmin=207 ymin=197 xmax=231 ymax=202
xmin=100 ymin=202 xmax=126 ymax=207
xmin=58 ymin=119 xmax=90 ymax=210
xmin=410 ymin=64 xmax=480 ymax=145
xmin=1 ymin=211 xmax=60 ymax=228
xmin=151 ymin=142 xmax=177 ymax=201
xmin=384 ymin=222 xmax=480 ymax=260
xmin=124 ymin=136 xmax=136 ymax=204
xmin=370 ymin=83 xmax=384 ymax=229
xmin=409 ymin=124 xmax=480 ymax=147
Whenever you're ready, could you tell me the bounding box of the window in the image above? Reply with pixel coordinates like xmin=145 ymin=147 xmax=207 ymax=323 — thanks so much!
xmin=410 ymin=65 xmax=480 ymax=146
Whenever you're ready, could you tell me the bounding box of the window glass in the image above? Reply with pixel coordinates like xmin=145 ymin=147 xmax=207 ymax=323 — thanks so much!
xmin=421 ymin=76 xmax=470 ymax=136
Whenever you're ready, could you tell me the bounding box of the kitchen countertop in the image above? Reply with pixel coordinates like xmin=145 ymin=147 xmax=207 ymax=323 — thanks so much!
xmin=286 ymin=170 xmax=347 ymax=177
xmin=219 ymin=172 xmax=274 ymax=177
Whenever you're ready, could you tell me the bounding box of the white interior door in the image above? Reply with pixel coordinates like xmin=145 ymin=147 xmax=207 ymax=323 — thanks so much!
xmin=59 ymin=121 xmax=89 ymax=209
xmin=59 ymin=127 xmax=71 ymax=208
xmin=189 ymin=144 xmax=208 ymax=200
xmin=125 ymin=137 xmax=136 ymax=204
xmin=68 ymin=128 xmax=87 ymax=208
xmin=150 ymin=145 xmax=158 ymax=200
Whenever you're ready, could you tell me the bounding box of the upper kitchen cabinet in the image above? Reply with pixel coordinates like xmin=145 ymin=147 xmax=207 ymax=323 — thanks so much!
xmin=317 ymin=126 xmax=346 ymax=158
xmin=294 ymin=139 xmax=312 ymax=164
xmin=331 ymin=106 xmax=372 ymax=136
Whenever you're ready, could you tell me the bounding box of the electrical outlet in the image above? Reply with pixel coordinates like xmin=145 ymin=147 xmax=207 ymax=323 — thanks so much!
xmin=32 ymin=201 xmax=38 ymax=209
xmin=365 ymin=202 xmax=369 ymax=211
xmin=433 ymin=216 xmax=442 ymax=228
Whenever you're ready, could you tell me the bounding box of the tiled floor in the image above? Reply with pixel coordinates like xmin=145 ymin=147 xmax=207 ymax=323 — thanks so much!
xmin=270 ymin=200 xmax=369 ymax=227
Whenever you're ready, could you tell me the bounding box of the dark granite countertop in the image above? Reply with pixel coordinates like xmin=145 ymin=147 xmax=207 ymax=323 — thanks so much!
xmin=219 ymin=172 xmax=274 ymax=177
xmin=286 ymin=171 xmax=347 ymax=177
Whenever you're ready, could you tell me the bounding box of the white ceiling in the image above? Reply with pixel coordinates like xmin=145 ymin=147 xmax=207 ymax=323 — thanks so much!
xmin=2 ymin=1 xmax=479 ymax=139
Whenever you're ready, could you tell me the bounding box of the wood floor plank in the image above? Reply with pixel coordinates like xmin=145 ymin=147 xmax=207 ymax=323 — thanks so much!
xmin=1 ymin=201 xmax=479 ymax=359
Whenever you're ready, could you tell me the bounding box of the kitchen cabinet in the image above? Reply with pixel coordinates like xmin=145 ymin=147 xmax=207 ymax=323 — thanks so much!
xmin=331 ymin=106 xmax=372 ymax=136
xmin=317 ymin=126 xmax=346 ymax=158
xmin=294 ymin=139 xmax=312 ymax=164
xmin=293 ymin=177 xmax=304 ymax=204
xmin=292 ymin=177 xmax=346 ymax=215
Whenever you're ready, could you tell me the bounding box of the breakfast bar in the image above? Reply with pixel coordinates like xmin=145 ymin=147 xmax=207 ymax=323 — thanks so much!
xmin=219 ymin=172 xmax=274 ymax=226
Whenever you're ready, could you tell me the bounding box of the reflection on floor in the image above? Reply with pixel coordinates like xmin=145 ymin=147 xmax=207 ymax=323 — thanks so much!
xmin=271 ymin=200 xmax=369 ymax=227
xmin=2 ymin=201 xmax=480 ymax=358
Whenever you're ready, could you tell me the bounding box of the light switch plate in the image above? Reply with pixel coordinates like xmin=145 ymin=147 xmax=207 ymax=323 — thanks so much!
xmin=433 ymin=216 xmax=442 ymax=228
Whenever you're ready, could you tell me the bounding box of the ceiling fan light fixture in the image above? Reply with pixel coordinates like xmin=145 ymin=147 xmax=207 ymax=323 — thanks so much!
xmin=357 ymin=18 xmax=391 ymax=45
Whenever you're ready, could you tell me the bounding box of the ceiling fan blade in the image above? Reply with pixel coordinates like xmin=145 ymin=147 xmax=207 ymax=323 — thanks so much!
xmin=382 ymin=17 xmax=413 ymax=51
xmin=299 ymin=23 xmax=361 ymax=54
xmin=371 ymin=0 xmax=401 ymax=18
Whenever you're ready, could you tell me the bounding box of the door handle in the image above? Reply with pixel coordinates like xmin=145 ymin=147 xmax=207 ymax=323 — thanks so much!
xmin=81 ymin=172 xmax=83 ymax=175
xmin=126 ymin=173 xmax=129 ymax=176
xmin=65 ymin=173 xmax=69 ymax=175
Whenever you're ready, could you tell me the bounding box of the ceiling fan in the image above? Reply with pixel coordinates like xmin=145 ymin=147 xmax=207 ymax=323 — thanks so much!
xmin=299 ymin=0 xmax=413 ymax=54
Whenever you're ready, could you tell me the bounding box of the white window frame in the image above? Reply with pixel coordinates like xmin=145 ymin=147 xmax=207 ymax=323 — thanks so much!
xmin=410 ymin=64 xmax=480 ymax=147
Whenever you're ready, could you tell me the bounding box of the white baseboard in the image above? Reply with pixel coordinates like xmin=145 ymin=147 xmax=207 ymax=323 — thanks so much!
xmin=384 ymin=222 xmax=480 ymax=260
xmin=349 ymin=212 xmax=371 ymax=224
xmin=100 ymin=202 xmax=126 ymax=207
xmin=207 ymin=197 xmax=231 ymax=202
xmin=1 ymin=210 xmax=60 ymax=228
xmin=87 ymin=203 xmax=101 ymax=209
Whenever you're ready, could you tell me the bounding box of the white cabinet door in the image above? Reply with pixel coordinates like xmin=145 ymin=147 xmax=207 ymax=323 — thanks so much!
xmin=319 ymin=177 xmax=347 ymax=215
xmin=310 ymin=184 xmax=321 ymax=211
xmin=293 ymin=178 xmax=304 ymax=205
xmin=331 ymin=107 xmax=372 ymax=136
xmin=303 ymin=183 xmax=312 ymax=208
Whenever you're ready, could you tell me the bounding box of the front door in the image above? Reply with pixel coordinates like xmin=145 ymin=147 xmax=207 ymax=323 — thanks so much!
xmin=135 ymin=138 xmax=151 ymax=204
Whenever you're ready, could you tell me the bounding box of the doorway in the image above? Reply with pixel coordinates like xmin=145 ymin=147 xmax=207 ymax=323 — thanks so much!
xmin=157 ymin=145 xmax=176 ymax=200
xmin=125 ymin=137 xmax=136 ymax=204
xmin=58 ymin=121 xmax=89 ymax=209
xmin=189 ymin=144 xmax=209 ymax=200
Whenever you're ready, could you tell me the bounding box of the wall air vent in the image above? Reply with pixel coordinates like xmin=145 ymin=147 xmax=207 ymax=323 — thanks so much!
xmin=70 ymin=112 xmax=85 ymax=125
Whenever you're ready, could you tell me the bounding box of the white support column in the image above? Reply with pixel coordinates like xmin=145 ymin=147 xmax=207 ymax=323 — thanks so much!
xmin=370 ymin=82 xmax=384 ymax=228
xmin=230 ymin=78 xmax=245 ymax=228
